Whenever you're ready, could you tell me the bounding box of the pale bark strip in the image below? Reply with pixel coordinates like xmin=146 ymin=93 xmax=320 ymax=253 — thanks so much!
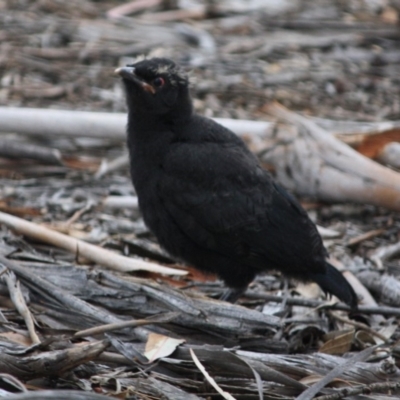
xmin=6 ymin=391 xmax=110 ymax=400
xmin=190 ymin=348 xmax=237 ymax=400
xmin=3 ymin=272 xmax=41 ymax=344
xmin=0 ymin=211 xmax=186 ymax=276
xmin=295 ymin=345 xmax=379 ymax=400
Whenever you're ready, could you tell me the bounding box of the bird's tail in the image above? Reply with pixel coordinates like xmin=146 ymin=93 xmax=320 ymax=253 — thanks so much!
xmin=312 ymin=262 xmax=358 ymax=309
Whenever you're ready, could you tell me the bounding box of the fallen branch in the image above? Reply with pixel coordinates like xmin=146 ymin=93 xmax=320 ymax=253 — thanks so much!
xmin=0 ymin=211 xmax=186 ymax=276
xmin=3 ymin=107 xmax=400 ymax=210
xmin=266 ymin=103 xmax=400 ymax=211
xmin=0 ymin=107 xmax=271 ymax=139
xmin=314 ymin=117 xmax=400 ymax=137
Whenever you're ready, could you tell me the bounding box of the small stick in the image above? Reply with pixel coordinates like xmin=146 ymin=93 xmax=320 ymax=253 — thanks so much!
xmin=346 ymin=228 xmax=385 ymax=247
xmin=64 ymin=201 xmax=94 ymax=228
xmin=95 ymin=153 xmax=130 ymax=179
xmin=106 ymin=0 xmax=161 ymax=20
xmin=244 ymin=291 xmax=400 ymax=317
xmin=73 ymin=312 xmax=179 ymax=339
xmin=3 ymin=271 xmax=41 ymax=344
xmin=101 ymin=195 xmax=139 ymax=210
xmin=0 ymin=211 xmax=186 ymax=276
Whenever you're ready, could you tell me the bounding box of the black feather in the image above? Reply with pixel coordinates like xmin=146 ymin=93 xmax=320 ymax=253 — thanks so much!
xmin=312 ymin=262 xmax=358 ymax=309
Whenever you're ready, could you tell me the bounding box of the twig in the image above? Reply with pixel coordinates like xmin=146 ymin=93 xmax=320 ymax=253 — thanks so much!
xmin=346 ymin=228 xmax=385 ymax=247
xmin=73 ymin=312 xmax=179 ymax=339
xmin=314 ymin=381 xmax=400 ymax=399
xmin=63 ymin=201 xmax=95 ymax=229
xmin=244 ymin=291 xmax=400 ymax=317
xmin=0 ymin=139 xmax=63 ymax=165
xmin=96 ymin=351 xmax=128 ymax=365
xmin=190 ymin=348 xmax=237 ymax=400
xmin=106 ymin=0 xmax=161 ymax=20
xmin=139 ymin=6 xmax=206 ymax=22
xmin=101 ymin=195 xmax=139 ymax=210
xmin=3 ymin=271 xmax=41 ymax=344
xmin=0 ymin=211 xmax=186 ymax=276
xmin=94 ymin=152 xmax=130 ymax=179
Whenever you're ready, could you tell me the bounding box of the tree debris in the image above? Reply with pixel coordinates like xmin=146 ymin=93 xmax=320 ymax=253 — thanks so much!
xmin=1 ymin=0 xmax=400 ymax=398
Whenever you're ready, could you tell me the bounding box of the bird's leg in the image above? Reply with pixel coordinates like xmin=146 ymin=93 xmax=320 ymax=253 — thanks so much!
xmin=220 ymin=287 xmax=247 ymax=303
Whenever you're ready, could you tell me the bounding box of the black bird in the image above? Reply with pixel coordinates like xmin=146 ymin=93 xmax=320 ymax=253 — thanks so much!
xmin=116 ymin=58 xmax=358 ymax=308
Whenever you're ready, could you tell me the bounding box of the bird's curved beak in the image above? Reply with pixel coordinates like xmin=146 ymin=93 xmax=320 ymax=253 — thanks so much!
xmin=115 ymin=67 xmax=155 ymax=94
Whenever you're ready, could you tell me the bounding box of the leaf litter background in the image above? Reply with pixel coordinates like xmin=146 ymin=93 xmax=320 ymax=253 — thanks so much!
xmin=1 ymin=0 xmax=400 ymax=399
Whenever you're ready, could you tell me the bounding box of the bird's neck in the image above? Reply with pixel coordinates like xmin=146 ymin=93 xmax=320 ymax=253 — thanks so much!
xmin=128 ymin=112 xmax=168 ymax=133
xmin=127 ymin=112 xmax=190 ymax=139
xmin=126 ymin=109 xmax=190 ymax=156
xmin=127 ymin=102 xmax=193 ymax=136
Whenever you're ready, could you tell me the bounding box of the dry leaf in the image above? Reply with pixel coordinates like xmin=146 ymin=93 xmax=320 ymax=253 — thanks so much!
xmin=355 ymin=129 xmax=400 ymax=158
xmin=300 ymin=374 xmax=351 ymax=388
xmin=319 ymin=329 xmax=354 ymax=355
xmin=355 ymin=330 xmax=375 ymax=346
xmin=144 ymin=333 xmax=185 ymax=362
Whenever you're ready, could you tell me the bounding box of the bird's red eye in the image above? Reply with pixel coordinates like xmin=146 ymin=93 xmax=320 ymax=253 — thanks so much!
xmin=153 ymin=77 xmax=165 ymax=87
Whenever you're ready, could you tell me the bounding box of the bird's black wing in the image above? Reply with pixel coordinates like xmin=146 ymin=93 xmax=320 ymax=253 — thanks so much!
xmin=160 ymin=136 xmax=327 ymax=276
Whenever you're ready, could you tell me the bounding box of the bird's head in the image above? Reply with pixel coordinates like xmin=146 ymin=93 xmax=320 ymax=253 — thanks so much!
xmin=115 ymin=57 xmax=191 ymax=119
